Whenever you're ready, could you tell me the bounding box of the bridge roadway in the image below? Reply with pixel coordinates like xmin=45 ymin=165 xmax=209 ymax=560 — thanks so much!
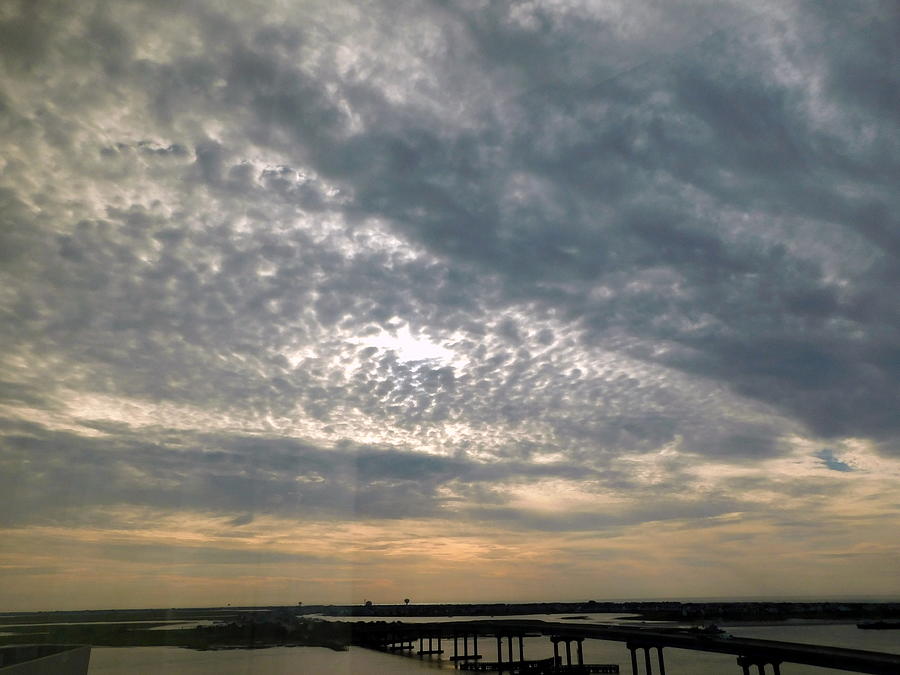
xmin=358 ymin=619 xmax=900 ymax=674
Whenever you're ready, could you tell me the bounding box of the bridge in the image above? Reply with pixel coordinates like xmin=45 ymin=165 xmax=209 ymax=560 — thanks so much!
xmin=350 ymin=619 xmax=900 ymax=674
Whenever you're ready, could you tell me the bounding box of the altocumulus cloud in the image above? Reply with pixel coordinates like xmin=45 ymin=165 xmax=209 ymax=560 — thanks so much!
xmin=1 ymin=0 xmax=899 ymax=605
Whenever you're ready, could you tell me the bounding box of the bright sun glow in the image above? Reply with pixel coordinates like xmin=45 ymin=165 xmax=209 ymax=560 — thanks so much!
xmin=357 ymin=325 xmax=457 ymax=364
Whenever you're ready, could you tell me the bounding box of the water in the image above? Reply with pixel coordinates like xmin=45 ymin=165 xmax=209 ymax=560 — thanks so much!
xmin=146 ymin=620 xmax=222 ymax=631
xmin=0 ymin=620 xmax=191 ymax=628
xmin=86 ymin=621 xmax=900 ymax=674
xmin=728 ymin=623 xmax=900 ymax=654
xmin=307 ymin=612 xmax=649 ymax=625
xmin=88 ymin=646 xmax=448 ymax=674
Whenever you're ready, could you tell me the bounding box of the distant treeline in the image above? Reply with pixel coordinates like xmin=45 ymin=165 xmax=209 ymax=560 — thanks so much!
xmin=0 ymin=610 xmax=350 ymax=652
xmin=300 ymin=600 xmax=900 ymax=622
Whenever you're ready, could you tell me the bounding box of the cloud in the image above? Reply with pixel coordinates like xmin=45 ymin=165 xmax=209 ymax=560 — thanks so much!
xmin=228 ymin=513 xmax=254 ymax=527
xmin=1 ymin=0 xmax=898 ymax=605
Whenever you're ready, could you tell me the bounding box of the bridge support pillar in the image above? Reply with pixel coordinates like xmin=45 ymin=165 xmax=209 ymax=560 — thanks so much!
xmin=644 ymin=646 xmax=654 ymax=674
xmin=738 ymin=656 xmax=766 ymax=675
xmin=553 ymin=637 xmax=560 ymax=668
xmin=576 ymin=637 xmax=584 ymax=666
xmin=518 ymin=634 xmax=525 ymax=662
xmin=738 ymin=656 xmax=773 ymax=675
xmin=497 ymin=635 xmax=503 ymax=671
xmin=566 ymin=639 xmax=573 ymax=666
xmin=657 ymin=646 xmax=666 ymax=675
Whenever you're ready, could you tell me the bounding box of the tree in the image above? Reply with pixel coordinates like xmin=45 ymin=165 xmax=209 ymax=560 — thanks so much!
xmin=404 ymin=598 xmax=410 ymax=606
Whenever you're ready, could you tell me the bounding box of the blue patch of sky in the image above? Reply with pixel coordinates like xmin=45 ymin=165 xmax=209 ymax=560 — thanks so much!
xmin=815 ymin=449 xmax=853 ymax=472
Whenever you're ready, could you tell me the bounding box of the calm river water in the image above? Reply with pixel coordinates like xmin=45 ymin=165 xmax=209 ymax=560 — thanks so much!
xmin=87 ymin=615 xmax=900 ymax=674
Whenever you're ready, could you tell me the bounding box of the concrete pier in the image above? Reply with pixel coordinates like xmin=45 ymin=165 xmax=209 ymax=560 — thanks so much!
xmin=0 ymin=645 xmax=91 ymax=674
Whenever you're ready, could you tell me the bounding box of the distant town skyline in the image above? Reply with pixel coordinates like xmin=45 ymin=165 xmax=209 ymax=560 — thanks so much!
xmin=1 ymin=0 xmax=898 ymax=611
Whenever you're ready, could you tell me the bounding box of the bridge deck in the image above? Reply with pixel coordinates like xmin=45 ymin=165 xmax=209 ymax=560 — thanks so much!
xmin=357 ymin=619 xmax=900 ymax=675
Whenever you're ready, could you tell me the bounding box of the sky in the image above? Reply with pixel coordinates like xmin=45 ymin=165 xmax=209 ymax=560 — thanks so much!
xmin=0 ymin=0 xmax=898 ymax=612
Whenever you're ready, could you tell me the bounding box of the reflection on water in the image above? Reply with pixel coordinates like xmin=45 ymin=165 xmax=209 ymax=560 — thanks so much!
xmin=307 ymin=613 xmax=657 ymax=626
xmin=0 ymin=620 xmax=189 ymax=629
xmin=146 ymin=620 xmax=222 ymax=631
xmin=88 ymin=646 xmax=451 ymax=674
xmin=728 ymin=623 xmax=900 ymax=656
xmin=87 ymin=623 xmax=900 ymax=674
